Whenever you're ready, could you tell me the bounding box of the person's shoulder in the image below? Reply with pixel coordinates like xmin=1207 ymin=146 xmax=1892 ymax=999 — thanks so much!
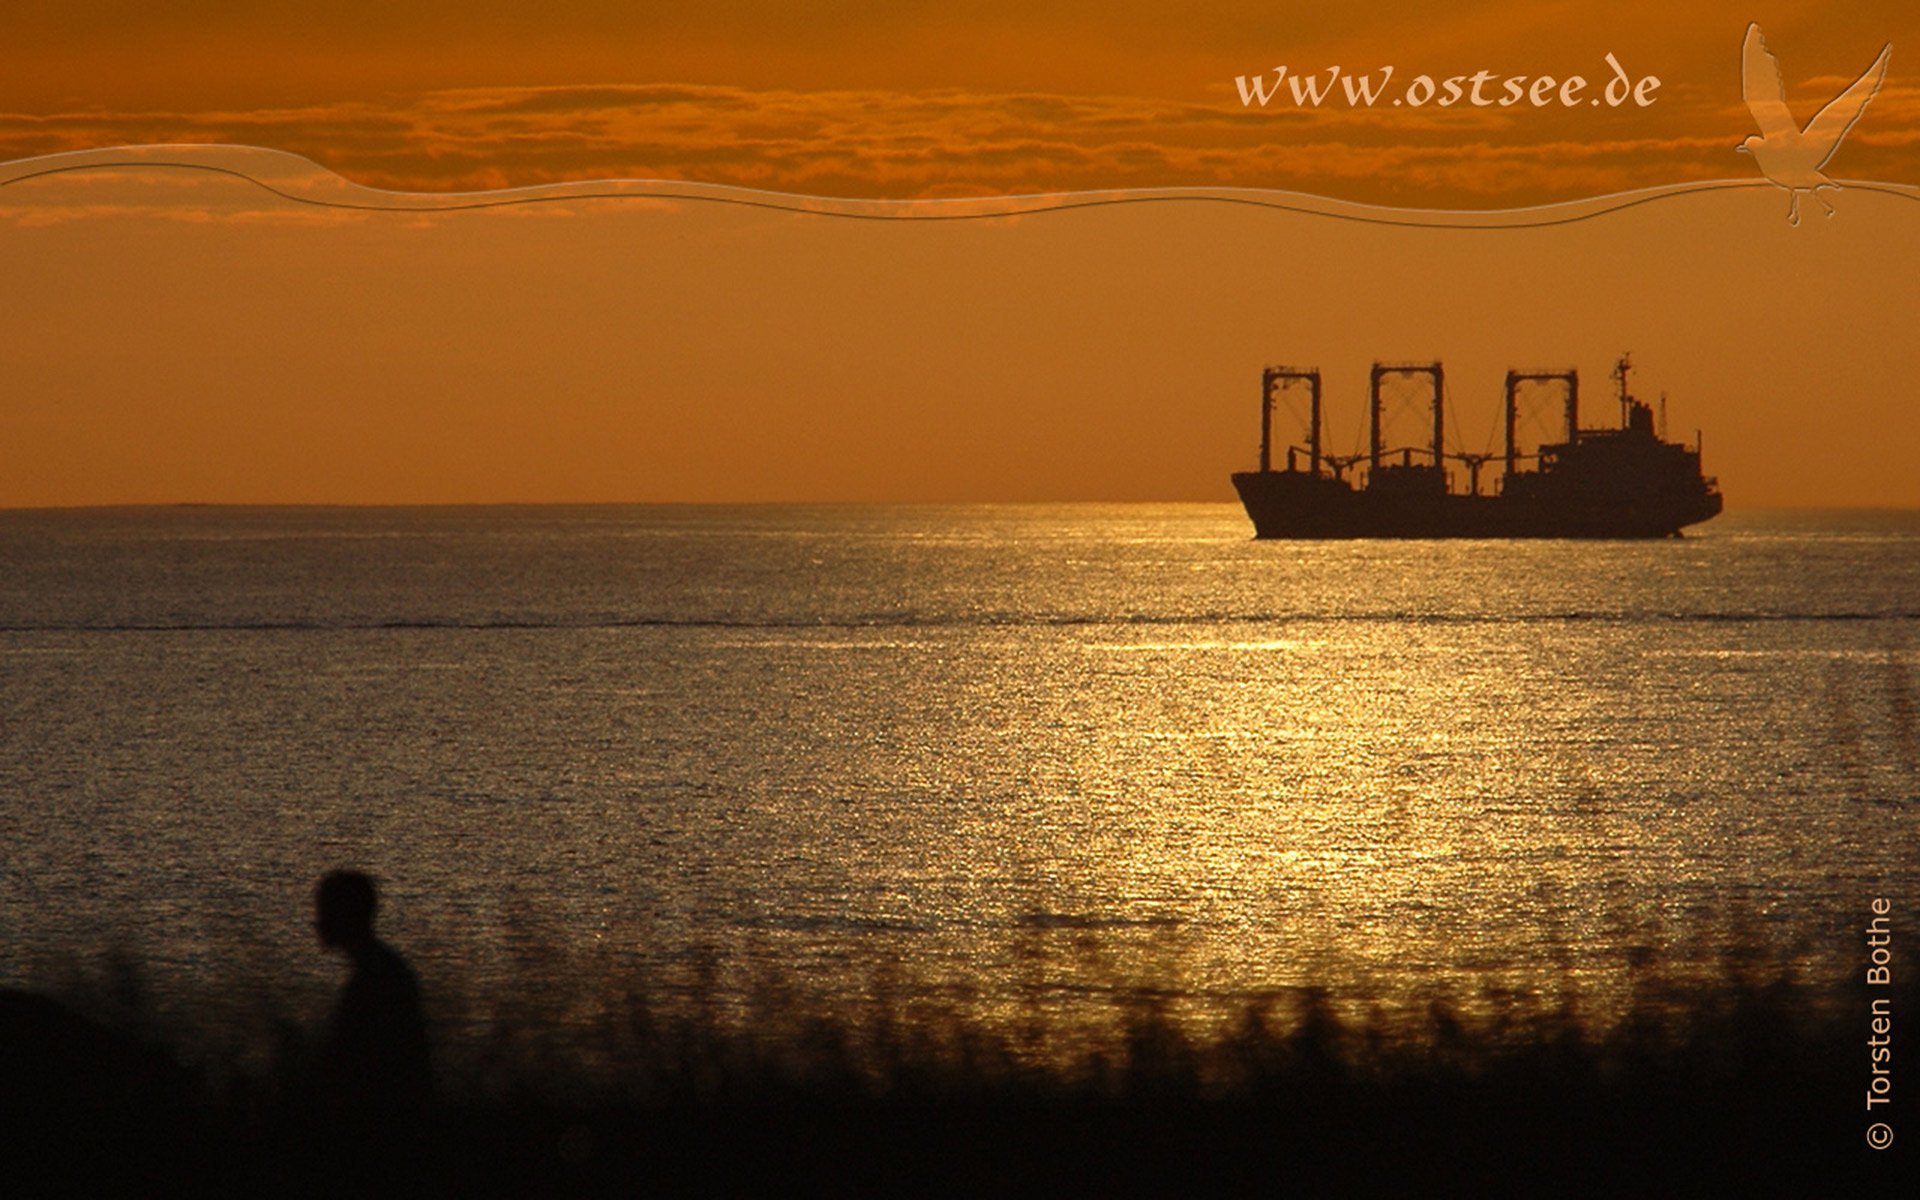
xmin=355 ymin=939 xmax=423 ymax=998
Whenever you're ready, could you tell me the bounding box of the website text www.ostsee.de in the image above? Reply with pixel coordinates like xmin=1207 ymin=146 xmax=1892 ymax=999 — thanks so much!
xmin=1234 ymin=54 xmax=1659 ymax=110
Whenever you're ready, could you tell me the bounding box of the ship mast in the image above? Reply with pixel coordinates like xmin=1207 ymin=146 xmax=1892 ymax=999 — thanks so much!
xmin=1502 ymin=367 xmax=1578 ymax=477
xmin=1259 ymin=366 xmax=1322 ymax=475
xmin=1368 ymin=362 xmax=1443 ymax=476
xmin=1612 ymin=353 xmax=1633 ymax=428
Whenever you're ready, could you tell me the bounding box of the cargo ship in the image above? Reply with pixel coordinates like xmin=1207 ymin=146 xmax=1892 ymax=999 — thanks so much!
xmin=1230 ymin=356 xmax=1722 ymax=538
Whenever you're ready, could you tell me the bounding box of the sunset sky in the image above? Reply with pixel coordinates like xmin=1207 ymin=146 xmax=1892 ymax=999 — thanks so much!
xmin=8 ymin=1 xmax=1918 ymax=203
xmin=3 ymin=2 xmax=1917 ymax=507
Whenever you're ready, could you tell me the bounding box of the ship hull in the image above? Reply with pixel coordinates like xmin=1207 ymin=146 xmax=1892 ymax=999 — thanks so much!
xmin=1231 ymin=470 xmax=1723 ymax=539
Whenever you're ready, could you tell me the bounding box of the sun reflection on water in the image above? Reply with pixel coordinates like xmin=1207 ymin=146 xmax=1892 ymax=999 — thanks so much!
xmin=0 ymin=506 xmax=1913 ymax=1075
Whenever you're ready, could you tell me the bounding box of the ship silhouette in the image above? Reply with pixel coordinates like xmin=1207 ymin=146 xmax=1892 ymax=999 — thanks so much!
xmin=1230 ymin=356 xmax=1723 ymax=538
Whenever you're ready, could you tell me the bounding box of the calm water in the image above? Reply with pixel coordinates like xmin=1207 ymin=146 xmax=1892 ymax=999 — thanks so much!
xmin=2 ymin=504 xmax=1916 ymax=1075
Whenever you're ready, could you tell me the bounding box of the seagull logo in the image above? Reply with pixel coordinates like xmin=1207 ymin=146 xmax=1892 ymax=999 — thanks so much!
xmin=1738 ymin=23 xmax=1890 ymax=224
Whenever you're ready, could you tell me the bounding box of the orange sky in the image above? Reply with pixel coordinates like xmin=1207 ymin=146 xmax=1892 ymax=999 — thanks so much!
xmin=3 ymin=3 xmax=1917 ymax=507
xmin=6 ymin=2 xmax=1917 ymax=204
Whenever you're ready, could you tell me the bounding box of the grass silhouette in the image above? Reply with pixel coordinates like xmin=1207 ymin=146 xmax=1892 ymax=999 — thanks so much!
xmin=3 ymin=945 xmax=1909 ymax=1197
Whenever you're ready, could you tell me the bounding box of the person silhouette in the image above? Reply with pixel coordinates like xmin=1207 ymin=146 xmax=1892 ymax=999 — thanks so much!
xmin=313 ymin=870 xmax=432 ymax=1114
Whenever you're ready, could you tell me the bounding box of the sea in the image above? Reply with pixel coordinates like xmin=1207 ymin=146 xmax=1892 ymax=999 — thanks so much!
xmin=1 ymin=503 xmax=1915 ymax=1083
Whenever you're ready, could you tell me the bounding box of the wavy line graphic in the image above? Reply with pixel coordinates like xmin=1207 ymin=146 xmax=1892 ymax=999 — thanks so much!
xmin=7 ymin=143 xmax=1919 ymax=229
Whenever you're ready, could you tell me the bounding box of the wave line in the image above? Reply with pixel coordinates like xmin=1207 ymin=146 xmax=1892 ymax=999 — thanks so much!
xmin=10 ymin=143 xmax=1912 ymax=230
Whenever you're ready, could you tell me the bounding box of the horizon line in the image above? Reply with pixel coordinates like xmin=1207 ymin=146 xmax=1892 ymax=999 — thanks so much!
xmin=1 ymin=500 xmax=1907 ymax=515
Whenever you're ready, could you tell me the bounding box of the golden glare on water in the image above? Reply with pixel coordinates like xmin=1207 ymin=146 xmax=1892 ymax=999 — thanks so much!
xmin=0 ymin=505 xmax=1914 ymax=1082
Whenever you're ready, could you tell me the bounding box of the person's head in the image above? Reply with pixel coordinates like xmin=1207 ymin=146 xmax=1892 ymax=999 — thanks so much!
xmin=315 ymin=869 xmax=380 ymax=950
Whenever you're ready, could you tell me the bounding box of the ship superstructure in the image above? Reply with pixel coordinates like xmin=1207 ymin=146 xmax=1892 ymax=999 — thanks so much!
xmin=1230 ymin=357 xmax=1722 ymax=538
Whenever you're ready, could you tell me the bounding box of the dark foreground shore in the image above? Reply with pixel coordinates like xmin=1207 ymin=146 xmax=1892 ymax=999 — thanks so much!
xmin=2 ymin=973 xmax=1910 ymax=1198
